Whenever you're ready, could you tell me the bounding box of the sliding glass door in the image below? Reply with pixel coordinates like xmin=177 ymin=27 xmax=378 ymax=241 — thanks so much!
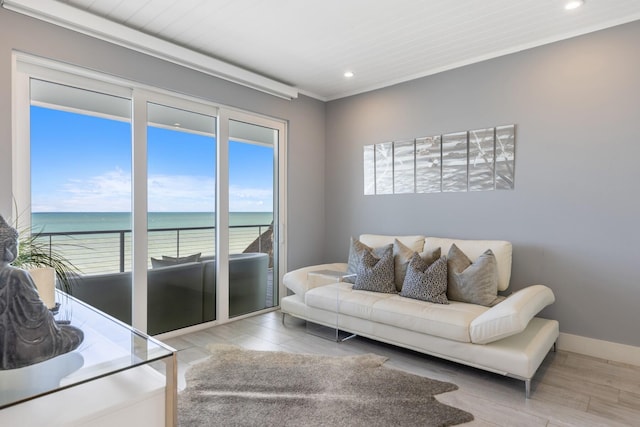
xmin=28 ymin=79 xmax=134 ymax=324
xmin=15 ymin=55 xmax=286 ymax=335
xmin=146 ymin=102 xmax=216 ymax=334
xmin=227 ymin=119 xmax=279 ymax=318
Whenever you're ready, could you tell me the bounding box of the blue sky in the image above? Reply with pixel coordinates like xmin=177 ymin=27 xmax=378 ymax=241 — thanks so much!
xmin=30 ymin=106 xmax=274 ymax=212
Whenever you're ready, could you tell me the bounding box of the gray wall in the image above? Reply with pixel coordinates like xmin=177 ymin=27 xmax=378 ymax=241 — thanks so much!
xmin=325 ymin=21 xmax=640 ymax=347
xmin=0 ymin=9 xmax=326 ymax=271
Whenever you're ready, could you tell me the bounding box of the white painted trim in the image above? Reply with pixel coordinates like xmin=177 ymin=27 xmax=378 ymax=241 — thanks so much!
xmin=558 ymin=332 xmax=640 ymax=367
xmin=2 ymin=0 xmax=299 ymax=100
xmin=216 ymin=110 xmax=230 ymax=322
xmin=131 ymin=91 xmax=149 ymax=333
xmin=16 ymin=51 xmax=133 ymax=98
xmin=10 ymin=52 xmax=31 ymax=229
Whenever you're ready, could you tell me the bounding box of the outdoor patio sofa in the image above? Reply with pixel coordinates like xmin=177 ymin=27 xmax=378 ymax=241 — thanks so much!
xmin=72 ymin=252 xmax=268 ymax=335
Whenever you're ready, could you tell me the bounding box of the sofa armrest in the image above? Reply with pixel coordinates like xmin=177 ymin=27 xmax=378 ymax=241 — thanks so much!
xmin=283 ymin=263 xmax=348 ymax=296
xmin=469 ymin=285 xmax=555 ymax=344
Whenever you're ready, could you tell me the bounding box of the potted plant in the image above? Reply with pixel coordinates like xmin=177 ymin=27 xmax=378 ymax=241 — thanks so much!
xmin=4 ymin=203 xmax=83 ymax=312
xmin=10 ymin=224 xmax=82 ymax=311
xmin=15 ymin=229 xmax=80 ymax=285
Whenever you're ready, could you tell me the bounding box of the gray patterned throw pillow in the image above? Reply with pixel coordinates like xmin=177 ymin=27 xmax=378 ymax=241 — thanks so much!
xmin=353 ymin=245 xmax=396 ymax=293
xmin=345 ymin=237 xmax=392 ymax=284
xmin=400 ymin=253 xmax=448 ymax=304
xmin=447 ymin=244 xmax=501 ymax=306
xmin=393 ymin=239 xmax=441 ymax=292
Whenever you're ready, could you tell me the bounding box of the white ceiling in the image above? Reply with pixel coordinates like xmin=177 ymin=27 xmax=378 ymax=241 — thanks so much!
xmin=13 ymin=0 xmax=640 ymax=100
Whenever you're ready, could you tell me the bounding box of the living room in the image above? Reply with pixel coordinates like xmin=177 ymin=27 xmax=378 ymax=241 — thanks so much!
xmin=1 ymin=1 xmax=639 ymax=426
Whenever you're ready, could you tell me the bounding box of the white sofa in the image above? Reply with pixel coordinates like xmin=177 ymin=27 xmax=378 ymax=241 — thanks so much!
xmin=281 ymin=234 xmax=559 ymax=398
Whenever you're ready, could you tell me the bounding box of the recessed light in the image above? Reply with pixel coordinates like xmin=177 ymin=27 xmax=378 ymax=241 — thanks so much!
xmin=344 ymin=71 xmax=354 ymax=78
xmin=565 ymin=0 xmax=584 ymax=10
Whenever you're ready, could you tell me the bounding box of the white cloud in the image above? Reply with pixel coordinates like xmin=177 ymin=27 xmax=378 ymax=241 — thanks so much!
xmin=148 ymin=174 xmax=215 ymax=212
xmin=229 ymin=185 xmax=273 ymax=212
xmin=34 ymin=168 xmax=132 ymax=212
xmin=33 ymin=169 xmax=272 ymax=212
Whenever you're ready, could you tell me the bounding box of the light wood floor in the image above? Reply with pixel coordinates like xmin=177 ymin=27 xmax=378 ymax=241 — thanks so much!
xmin=160 ymin=310 xmax=640 ymax=426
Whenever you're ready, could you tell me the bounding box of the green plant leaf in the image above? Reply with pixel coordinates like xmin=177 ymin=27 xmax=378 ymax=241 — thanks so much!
xmin=12 ymin=228 xmax=84 ymax=295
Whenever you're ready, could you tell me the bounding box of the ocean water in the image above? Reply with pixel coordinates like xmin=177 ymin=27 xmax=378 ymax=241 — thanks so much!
xmin=30 ymin=212 xmax=273 ymax=274
xmin=32 ymin=212 xmax=273 ymax=233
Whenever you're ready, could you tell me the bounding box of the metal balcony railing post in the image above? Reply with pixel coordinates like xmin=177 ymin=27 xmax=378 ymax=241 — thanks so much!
xmin=119 ymin=231 xmax=125 ymax=272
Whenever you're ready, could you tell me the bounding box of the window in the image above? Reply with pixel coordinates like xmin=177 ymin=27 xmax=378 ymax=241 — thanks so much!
xmin=146 ymin=102 xmax=217 ymax=334
xmin=13 ymin=53 xmax=287 ymax=334
xmin=228 ymin=118 xmax=279 ymax=317
xmin=30 ymin=79 xmax=133 ymax=274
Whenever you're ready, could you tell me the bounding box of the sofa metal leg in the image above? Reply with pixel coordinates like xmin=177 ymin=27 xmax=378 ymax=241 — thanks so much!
xmin=281 ymin=312 xmax=286 ymax=326
xmin=525 ymin=379 xmax=531 ymax=399
xmin=553 ymin=341 xmax=557 ymax=352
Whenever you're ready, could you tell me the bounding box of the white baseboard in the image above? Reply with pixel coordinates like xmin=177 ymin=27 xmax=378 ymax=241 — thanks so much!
xmin=558 ymin=332 xmax=640 ymax=366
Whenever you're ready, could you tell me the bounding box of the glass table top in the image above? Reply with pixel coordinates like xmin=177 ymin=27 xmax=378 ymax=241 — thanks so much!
xmin=0 ymin=290 xmax=175 ymax=409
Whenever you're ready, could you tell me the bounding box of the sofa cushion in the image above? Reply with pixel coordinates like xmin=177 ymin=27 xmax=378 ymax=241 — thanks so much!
xmin=305 ymin=283 xmax=394 ymax=319
xmin=353 ymin=246 xmax=396 ymax=294
xmin=305 ymin=283 xmax=487 ymax=343
xmin=283 ymin=263 xmax=348 ymax=296
xmin=393 ymin=239 xmax=441 ymax=292
xmin=359 ymin=234 xmax=425 ymax=253
xmin=425 ymin=237 xmax=512 ymax=291
xmin=345 ymin=237 xmax=392 ymax=284
xmin=163 ymin=252 xmax=202 ymax=263
xmin=370 ymin=297 xmax=486 ymax=343
xmin=470 ymin=285 xmax=556 ymax=344
xmin=151 ymin=252 xmax=201 ymax=268
xmin=400 ymin=254 xmax=448 ymax=304
xmin=448 ymin=244 xmax=502 ymax=307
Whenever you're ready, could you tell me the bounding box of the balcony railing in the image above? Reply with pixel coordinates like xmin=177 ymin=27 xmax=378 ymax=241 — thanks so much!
xmin=34 ymin=224 xmax=272 ymax=275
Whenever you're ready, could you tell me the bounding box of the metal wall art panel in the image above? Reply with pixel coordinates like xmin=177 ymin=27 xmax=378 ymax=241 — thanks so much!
xmin=393 ymin=140 xmax=415 ymax=194
xmin=495 ymin=125 xmax=515 ymax=190
xmin=363 ymin=124 xmax=514 ymax=195
xmin=468 ymin=127 xmax=495 ymax=191
xmin=441 ymin=131 xmax=468 ymax=193
xmin=375 ymin=142 xmax=393 ymax=195
xmin=415 ymin=135 xmax=441 ymax=193
xmin=363 ymin=145 xmax=375 ymax=195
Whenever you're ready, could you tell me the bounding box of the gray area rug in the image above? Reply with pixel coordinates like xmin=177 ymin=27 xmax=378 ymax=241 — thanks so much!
xmin=178 ymin=344 xmax=473 ymax=426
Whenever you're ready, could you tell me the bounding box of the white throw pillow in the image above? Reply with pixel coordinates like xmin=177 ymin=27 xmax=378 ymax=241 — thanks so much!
xmin=359 ymin=234 xmax=425 ymax=252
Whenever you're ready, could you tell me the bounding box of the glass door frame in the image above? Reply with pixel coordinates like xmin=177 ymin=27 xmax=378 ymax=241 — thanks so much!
xmin=132 ymin=90 xmax=219 ymax=332
xmin=12 ymin=52 xmax=288 ymax=334
xmin=217 ymin=108 xmax=287 ymax=322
